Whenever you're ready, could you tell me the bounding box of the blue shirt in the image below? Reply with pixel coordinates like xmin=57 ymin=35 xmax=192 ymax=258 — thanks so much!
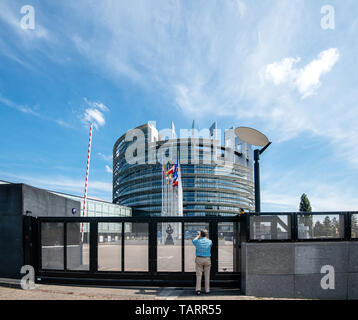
xmin=192 ymin=237 xmax=212 ymax=257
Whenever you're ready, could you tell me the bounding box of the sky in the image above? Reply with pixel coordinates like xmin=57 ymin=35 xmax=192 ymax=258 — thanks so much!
xmin=0 ymin=0 xmax=357 ymax=212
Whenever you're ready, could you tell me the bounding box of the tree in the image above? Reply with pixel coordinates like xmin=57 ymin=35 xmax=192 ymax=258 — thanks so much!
xmin=313 ymin=221 xmax=324 ymax=237
xmin=322 ymin=216 xmax=334 ymax=237
xmin=299 ymin=193 xmax=312 ymax=212
xmin=298 ymin=193 xmax=313 ymax=236
xmin=331 ymin=217 xmax=340 ymax=237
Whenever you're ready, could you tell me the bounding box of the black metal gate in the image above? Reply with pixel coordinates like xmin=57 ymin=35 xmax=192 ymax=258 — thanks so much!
xmin=25 ymin=216 xmax=245 ymax=288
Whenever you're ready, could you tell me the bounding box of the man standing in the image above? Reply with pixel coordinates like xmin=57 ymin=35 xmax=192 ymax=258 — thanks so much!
xmin=192 ymin=229 xmax=212 ymax=295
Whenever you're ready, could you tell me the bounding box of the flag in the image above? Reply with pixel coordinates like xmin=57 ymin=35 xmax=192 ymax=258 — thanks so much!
xmin=166 ymin=165 xmax=175 ymax=175
xmin=172 ymin=153 xmax=179 ymax=187
xmin=172 ymin=168 xmax=178 ymax=181
xmin=166 ymin=173 xmax=173 ymax=184
xmin=172 ymin=164 xmax=178 ymax=186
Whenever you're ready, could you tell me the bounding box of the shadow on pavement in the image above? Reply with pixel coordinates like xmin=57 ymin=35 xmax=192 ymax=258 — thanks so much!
xmin=131 ymin=287 xmax=243 ymax=298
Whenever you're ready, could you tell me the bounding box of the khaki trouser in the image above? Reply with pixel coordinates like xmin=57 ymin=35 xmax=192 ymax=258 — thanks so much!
xmin=195 ymin=256 xmax=211 ymax=292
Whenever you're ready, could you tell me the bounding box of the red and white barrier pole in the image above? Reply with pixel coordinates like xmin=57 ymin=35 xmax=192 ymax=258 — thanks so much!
xmin=82 ymin=123 xmax=93 ymax=242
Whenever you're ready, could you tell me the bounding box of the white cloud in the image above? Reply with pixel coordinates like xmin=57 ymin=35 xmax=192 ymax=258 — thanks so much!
xmin=84 ymin=108 xmax=105 ymax=127
xmin=82 ymin=98 xmax=109 ymax=129
xmin=56 ymin=119 xmax=71 ymax=128
xmin=0 ymin=94 xmax=39 ymax=116
xmin=265 ymin=57 xmax=300 ymax=86
xmin=265 ymin=48 xmax=340 ymax=99
xmin=0 ymin=94 xmax=78 ymax=130
xmin=84 ymin=97 xmax=109 ymax=112
xmin=105 ymin=165 xmax=113 ymax=174
xmin=296 ymin=48 xmax=340 ymax=98
xmin=98 ymin=153 xmax=112 ymax=162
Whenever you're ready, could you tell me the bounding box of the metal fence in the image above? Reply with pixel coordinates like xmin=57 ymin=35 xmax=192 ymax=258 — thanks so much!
xmin=26 ymin=215 xmax=245 ymax=287
xmin=247 ymin=211 xmax=358 ymax=242
xmin=23 ymin=212 xmax=358 ymax=287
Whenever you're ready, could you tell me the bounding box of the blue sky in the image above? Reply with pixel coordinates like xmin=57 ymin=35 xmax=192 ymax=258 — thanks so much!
xmin=0 ymin=0 xmax=357 ymax=211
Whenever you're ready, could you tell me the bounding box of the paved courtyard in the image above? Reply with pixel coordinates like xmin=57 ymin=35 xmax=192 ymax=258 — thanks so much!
xmin=0 ymin=283 xmax=294 ymax=300
xmin=44 ymin=240 xmax=236 ymax=272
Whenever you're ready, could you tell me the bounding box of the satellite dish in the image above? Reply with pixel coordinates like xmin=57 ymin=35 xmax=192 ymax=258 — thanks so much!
xmin=235 ymin=127 xmax=269 ymax=147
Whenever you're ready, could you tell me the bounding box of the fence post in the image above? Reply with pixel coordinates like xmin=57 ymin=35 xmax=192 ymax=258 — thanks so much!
xmin=240 ymin=214 xmax=249 ymax=242
xmin=121 ymin=222 xmax=125 ymax=271
xmin=291 ymin=213 xmax=297 ymax=241
xmin=149 ymin=221 xmax=157 ymax=275
xmin=345 ymin=212 xmax=352 ymax=241
xmin=63 ymin=222 xmax=67 ymax=271
xmin=89 ymin=221 xmax=98 ymax=273
xmin=181 ymin=222 xmax=185 ymax=273
xmin=210 ymin=220 xmax=218 ymax=275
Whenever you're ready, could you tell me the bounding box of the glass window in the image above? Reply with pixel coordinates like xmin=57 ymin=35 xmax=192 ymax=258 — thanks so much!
xmin=157 ymin=223 xmax=182 ymax=272
xmin=297 ymin=214 xmax=344 ymax=239
xmin=124 ymin=223 xmax=149 ymax=271
xmin=41 ymin=222 xmax=64 ymax=270
xmin=67 ymin=223 xmax=89 ymax=271
xmin=351 ymin=214 xmax=358 ymax=239
xmin=250 ymin=215 xmax=291 ymax=240
xmin=184 ymin=223 xmax=210 ymax=272
xmin=95 ymin=203 xmax=102 ymax=212
xmin=98 ymin=223 xmax=122 ymax=271
xmin=124 ymin=222 xmax=131 ymax=233
xmin=218 ymin=222 xmax=239 ymax=272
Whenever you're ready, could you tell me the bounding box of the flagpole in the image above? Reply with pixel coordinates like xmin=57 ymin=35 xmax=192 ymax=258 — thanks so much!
xmin=166 ymin=164 xmax=168 ymax=216
xmin=161 ymin=158 xmax=164 ymax=216
xmin=82 ymin=122 xmax=93 ymax=242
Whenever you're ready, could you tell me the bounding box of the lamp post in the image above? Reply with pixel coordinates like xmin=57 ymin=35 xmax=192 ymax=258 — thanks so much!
xmin=234 ymin=127 xmax=271 ymax=213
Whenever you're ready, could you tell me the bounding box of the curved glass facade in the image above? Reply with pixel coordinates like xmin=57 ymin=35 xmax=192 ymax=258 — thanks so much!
xmin=113 ymin=123 xmax=254 ymax=216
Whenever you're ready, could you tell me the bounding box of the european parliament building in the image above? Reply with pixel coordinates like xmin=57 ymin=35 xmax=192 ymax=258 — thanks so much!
xmin=113 ymin=122 xmax=255 ymax=217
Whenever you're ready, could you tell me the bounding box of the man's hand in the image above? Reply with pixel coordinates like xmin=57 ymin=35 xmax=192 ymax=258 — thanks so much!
xmin=194 ymin=231 xmax=201 ymax=240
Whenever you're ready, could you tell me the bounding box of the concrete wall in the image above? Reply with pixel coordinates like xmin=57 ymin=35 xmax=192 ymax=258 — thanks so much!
xmin=241 ymin=242 xmax=358 ymax=299
xmin=0 ymin=184 xmax=24 ymax=278
xmin=0 ymin=183 xmax=81 ymax=279
xmin=22 ymin=184 xmax=80 ymax=217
